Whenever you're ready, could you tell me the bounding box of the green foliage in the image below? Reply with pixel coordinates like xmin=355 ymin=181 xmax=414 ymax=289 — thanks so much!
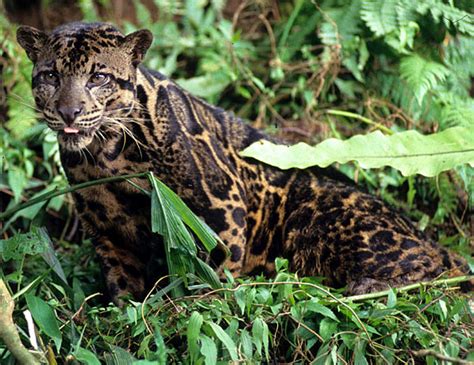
xmin=361 ymin=0 xmax=399 ymax=37
xmin=149 ymin=172 xmax=223 ymax=294
xmin=1 ymin=0 xmax=473 ymax=363
xmin=399 ymin=55 xmax=449 ymax=105
xmin=241 ymin=126 xmax=474 ymax=176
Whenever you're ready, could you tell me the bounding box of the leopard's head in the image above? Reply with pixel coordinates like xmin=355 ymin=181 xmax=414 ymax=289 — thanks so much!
xmin=17 ymin=22 xmax=152 ymax=151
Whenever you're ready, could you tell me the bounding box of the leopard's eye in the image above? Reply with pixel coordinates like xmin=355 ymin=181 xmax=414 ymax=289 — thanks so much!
xmin=43 ymin=71 xmax=59 ymax=85
xmin=88 ymin=73 xmax=109 ymax=87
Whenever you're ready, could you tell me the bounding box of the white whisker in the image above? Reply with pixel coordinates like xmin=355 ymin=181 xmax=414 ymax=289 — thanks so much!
xmin=102 ymin=117 xmax=145 ymax=158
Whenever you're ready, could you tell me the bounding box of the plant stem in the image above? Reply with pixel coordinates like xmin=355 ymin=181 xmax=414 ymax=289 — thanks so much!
xmin=341 ymin=275 xmax=473 ymax=302
xmin=0 ymin=172 xmax=150 ymax=221
xmin=0 ymin=279 xmax=41 ymax=364
xmin=411 ymin=349 xmax=473 ymax=365
xmin=326 ymin=109 xmax=394 ymax=135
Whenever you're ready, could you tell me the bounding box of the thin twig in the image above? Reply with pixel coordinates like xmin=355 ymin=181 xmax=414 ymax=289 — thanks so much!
xmin=411 ymin=349 xmax=473 ymax=365
xmin=326 ymin=109 xmax=394 ymax=135
xmin=59 ymin=293 xmax=102 ymax=330
xmin=341 ymin=275 xmax=473 ymax=302
xmin=141 ymin=275 xmax=173 ymax=335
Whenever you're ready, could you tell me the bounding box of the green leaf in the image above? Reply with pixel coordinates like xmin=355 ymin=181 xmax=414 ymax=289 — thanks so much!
xmin=400 ymin=55 xmax=449 ymax=104
xmin=0 ymin=226 xmax=49 ymax=261
xmin=188 ymin=312 xmax=203 ymax=363
xmin=177 ymin=73 xmax=231 ymax=98
xmin=240 ymin=329 xmax=253 ymax=359
xmin=208 ymin=322 xmax=238 ymax=361
xmin=150 ymin=174 xmax=220 ymax=252
xmin=152 ymin=329 xmax=168 ymax=365
xmin=193 ymin=256 xmax=222 ymax=290
xmin=251 ymin=317 xmax=270 ymax=361
xmin=25 ymin=294 xmax=62 ymax=352
xmin=387 ymin=289 xmax=397 ymax=308
xmin=240 ymin=127 xmax=474 ymax=177
xmin=200 ymin=334 xmax=217 ymax=365
xmin=8 ymin=166 xmax=27 ymax=202
xmin=39 ymin=228 xmax=68 ymax=285
xmin=361 ymin=0 xmax=398 ymax=36
xmin=104 ymin=345 xmax=136 ymax=365
xmin=319 ymin=318 xmax=339 ymax=341
xmin=74 ymin=347 xmax=101 ymax=365
xmin=425 ymin=0 xmax=474 ymax=36
xmin=148 ymin=173 xmax=222 ymax=292
xmin=354 ymin=340 xmax=369 ymax=365
xmin=304 ymin=300 xmax=340 ymax=322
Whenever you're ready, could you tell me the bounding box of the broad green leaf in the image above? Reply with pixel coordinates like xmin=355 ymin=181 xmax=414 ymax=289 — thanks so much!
xmin=149 ymin=173 xmax=220 ymax=252
xmin=104 ymin=345 xmax=136 ymax=365
xmin=200 ymin=334 xmax=217 ymax=365
xmin=252 ymin=318 xmax=266 ymax=358
xmin=313 ymin=342 xmax=331 ymax=365
xmin=148 ymin=173 xmax=222 ymax=293
xmin=25 ymin=294 xmax=62 ymax=352
xmin=354 ymin=340 xmax=369 ymax=365
xmin=39 ymin=228 xmax=68 ymax=285
xmin=438 ymin=299 xmax=448 ymax=321
xmin=240 ymin=127 xmax=474 ymax=177
xmin=234 ymin=287 xmax=246 ymax=314
xmin=152 ymin=329 xmax=168 ymax=365
xmin=74 ymin=347 xmax=101 ymax=365
xmin=252 ymin=318 xmax=264 ymax=355
xmin=304 ymin=300 xmax=340 ymax=322
xmin=8 ymin=166 xmax=27 ymax=202
xmin=208 ymin=322 xmax=238 ymax=361
xmin=240 ymin=329 xmax=253 ymax=359
xmin=319 ymin=318 xmax=339 ymax=341
xmin=177 ymin=73 xmax=231 ymax=98
xmin=387 ymin=289 xmax=397 ymax=308
xmin=0 ymin=226 xmax=49 ymax=261
xmin=188 ymin=312 xmax=203 ymax=363
xmin=193 ymin=256 xmax=222 ymax=289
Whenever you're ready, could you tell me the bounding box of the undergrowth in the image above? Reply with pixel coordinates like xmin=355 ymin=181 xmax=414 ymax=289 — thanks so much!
xmin=0 ymin=0 xmax=473 ymax=363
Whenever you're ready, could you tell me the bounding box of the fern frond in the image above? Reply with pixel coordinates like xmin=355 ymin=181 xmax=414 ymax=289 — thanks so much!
xmin=396 ymin=0 xmax=418 ymax=27
xmin=415 ymin=0 xmax=474 ymax=35
xmin=428 ymin=1 xmax=474 ymax=36
xmin=443 ymin=36 xmax=474 ymax=98
xmin=361 ymin=0 xmax=398 ymax=36
xmin=440 ymin=103 xmax=474 ymax=128
xmin=319 ymin=1 xmax=362 ymax=46
xmin=399 ymin=55 xmax=449 ymax=105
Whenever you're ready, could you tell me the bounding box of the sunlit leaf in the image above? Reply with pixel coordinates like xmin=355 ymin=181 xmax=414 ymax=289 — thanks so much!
xmin=240 ymin=127 xmax=474 ymax=177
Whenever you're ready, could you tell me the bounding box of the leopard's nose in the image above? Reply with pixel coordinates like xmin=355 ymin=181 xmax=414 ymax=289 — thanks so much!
xmin=57 ymin=106 xmax=83 ymax=125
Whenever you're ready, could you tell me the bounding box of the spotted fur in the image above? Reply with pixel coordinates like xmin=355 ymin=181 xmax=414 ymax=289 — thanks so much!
xmin=17 ymin=22 xmax=472 ymax=303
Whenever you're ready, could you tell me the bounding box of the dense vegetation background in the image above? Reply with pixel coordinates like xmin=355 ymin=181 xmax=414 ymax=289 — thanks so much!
xmin=0 ymin=0 xmax=473 ymax=363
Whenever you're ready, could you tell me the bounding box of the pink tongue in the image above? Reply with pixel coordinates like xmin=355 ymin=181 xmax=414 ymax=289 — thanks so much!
xmin=64 ymin=127 xmax=80 ymax=134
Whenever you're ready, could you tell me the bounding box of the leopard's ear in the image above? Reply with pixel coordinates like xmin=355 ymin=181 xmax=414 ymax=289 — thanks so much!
xmin=17 ymin=25 xmax=48 ymax=63
xmin=123 ymin=29 xmax=153 ymax=67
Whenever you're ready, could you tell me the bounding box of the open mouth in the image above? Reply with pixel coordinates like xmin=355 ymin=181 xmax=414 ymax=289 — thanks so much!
xmin=63 ymin=126 xmax=81 ymax=134
xmin=57 ymin=126 xmax=98 ymax=151
xmin=57 ymin=125 xmax=97 ymax=138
